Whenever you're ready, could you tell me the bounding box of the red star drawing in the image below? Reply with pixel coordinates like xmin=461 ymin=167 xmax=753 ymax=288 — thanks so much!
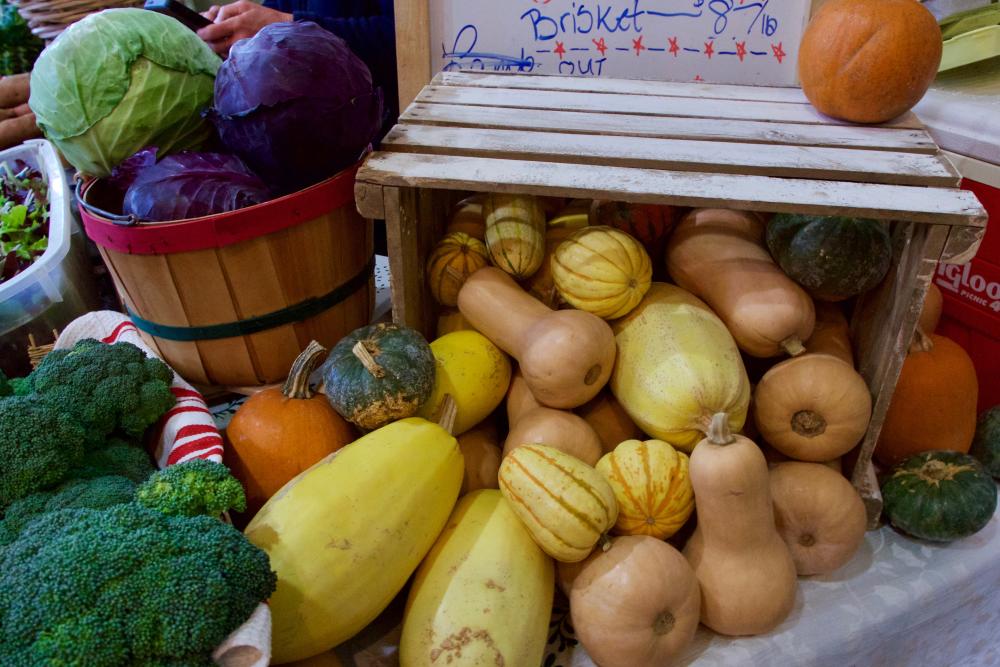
xmin=668 ymin=36 xmax=680 ymax=57
xmin=554 ymin=41 xmax=566 ymax=60
xmin=632 ymin=35 xmax=646 ymax=56
xmin=694 ymin=75 xmax=704 ymax=82
xmin=592 ymin=37 xmax=608 ymax=57
xmin=704 ymin=40 xmax=714 ymax=59
xmin=735 ymin=41 xmax=747 ymax=62
xmin=772 ymin=41 xmax=786 ymax=63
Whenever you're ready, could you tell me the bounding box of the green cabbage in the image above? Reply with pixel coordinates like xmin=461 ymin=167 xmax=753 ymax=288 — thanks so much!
xmin=28 ymin=9 xmax=220 ymax=177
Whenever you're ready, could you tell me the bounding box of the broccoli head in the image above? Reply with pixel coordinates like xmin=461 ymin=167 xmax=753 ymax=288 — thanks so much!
xmin=73 ymin=441 xmax=157 ymax=484
xmin=136 ymin=459 xmax=247 ymax=518
xmin=0 ymin=395 xmax=86 ymax=509
xmin=25 ymin=339 xmax=175 ymax=448
xmin=0 ymin=503 xmax=276 ymax=666
xmin=0 ymin=475 xmax=136 ymax=546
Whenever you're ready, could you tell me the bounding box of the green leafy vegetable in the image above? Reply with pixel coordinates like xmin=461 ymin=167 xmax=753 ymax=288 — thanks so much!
xmin=0 ymin=0 xmax=43 ymax=76
xmin=0 ymin=160 xmax=48 ymax=285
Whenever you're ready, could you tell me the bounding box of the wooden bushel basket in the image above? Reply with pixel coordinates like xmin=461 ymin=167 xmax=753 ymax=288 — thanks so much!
xmin=78 ymin=163 xmax=374 ymax=388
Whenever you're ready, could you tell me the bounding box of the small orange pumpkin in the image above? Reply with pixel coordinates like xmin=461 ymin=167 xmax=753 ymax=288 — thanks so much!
xmin=225 ymin=341 xmax=356 ymax=517
xmin=798 ymin=0 xmax=942 ymax=124
xmin=876 ymin=333 xmax=978 ymax=467
xmin=426 ymin=232 xmax=490 ymax=307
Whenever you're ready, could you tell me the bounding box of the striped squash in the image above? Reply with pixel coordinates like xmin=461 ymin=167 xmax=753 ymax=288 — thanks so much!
xmin=552 ymin=226 xmax=652 ymax=319
xmin=596 ymin=439 xmax=694 ymax=540
xmin=426 ymin=232 xmax=490 ymax=307
xmin=483 ymin=194 xmax=546 ymax=279
xmin=499 ymin=444 xmax=618 ymax=562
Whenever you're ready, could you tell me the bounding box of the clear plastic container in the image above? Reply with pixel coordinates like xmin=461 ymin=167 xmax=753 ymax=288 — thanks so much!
xmin=0 ymin=139 xmax=98 ymax=376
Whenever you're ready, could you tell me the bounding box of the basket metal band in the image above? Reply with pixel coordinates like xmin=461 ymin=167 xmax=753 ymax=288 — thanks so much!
xmin=125 ymin=256 xmax=375 ymax=342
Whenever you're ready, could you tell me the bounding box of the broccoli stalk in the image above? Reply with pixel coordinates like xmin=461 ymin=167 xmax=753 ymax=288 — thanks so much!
xmin=136 ymin=459 xmax=247 ymax=518
xmin=0 ymin=503 xmax=276 ymax=665
xmin=23 ymin=339 xmax=175 ymax=449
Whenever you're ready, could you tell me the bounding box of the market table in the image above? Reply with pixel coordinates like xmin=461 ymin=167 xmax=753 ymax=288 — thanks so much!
xmin=207 ymin=399 xmax=1000 ymax=667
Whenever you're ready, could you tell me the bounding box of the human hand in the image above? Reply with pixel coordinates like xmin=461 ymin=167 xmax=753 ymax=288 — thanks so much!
xmin=198 ymin=1 xmax=292 ymax=56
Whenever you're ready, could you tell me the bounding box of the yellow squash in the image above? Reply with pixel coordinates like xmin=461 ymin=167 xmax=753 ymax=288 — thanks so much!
xmin=483 ymin=193 xmax=546 ymax=279
xmin=611 ymin=283 xmax=750 ymax=452
xmin=245 ymin=418 xmax=464 ymax=664
xmin=400 ymin=490 xmax=555 ymax=667
xmin=499 ymin=444 xmax=618 ymax=562
xmin=552 ymin=226 xmax=652 ymax=319
xmin=417 ymin=330 xmax=512 ymax=436
xmin=596 ymin=439 xmax=694 ymax=539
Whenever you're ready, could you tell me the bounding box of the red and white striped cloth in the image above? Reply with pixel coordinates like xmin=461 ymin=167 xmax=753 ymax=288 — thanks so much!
xmin=53 ymin=311 xmax=224 ymax=470
xmin=52 ymin=311 xmax=271 ymax=667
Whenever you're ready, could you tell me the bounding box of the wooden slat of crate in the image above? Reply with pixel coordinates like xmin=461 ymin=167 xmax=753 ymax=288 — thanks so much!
xmin=416 ymin=85 xmax=925 ymax=129
xmin=403 ymin=103 xmax=940 ymax=153
xmin=357 ymin=153 xmax=983 ymax=225
xmin=435 ymin=71 xmax=813 ymax=104
xmin=382 ymin=125 xmax=959 ymax=186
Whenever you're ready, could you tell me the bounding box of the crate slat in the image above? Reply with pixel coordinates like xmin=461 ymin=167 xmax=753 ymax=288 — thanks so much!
xmin=357 ymin=152 xmax=986 ymax=226
xmin=416 ymin=85 xmax=925 ymax=129
xmin=383 ymin=124 xmax=960 ymax=187
xmin=435 ymin=71 xmax=812 ymax=105
xmin=402 ymin=103 xmax=939 ymax=154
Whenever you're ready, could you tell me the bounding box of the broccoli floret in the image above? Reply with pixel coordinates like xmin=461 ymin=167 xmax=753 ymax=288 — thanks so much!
xmin=0 ymin=476 xmax=136 ymax=546
xmin=24 ymin=339 xmax=175 ymax=449
xmin=0 ymin=503 xmax=276 ymax=666
xmin=73 ymin=442 xmax=156 ymax=484
xmin=0 ymin=395 xmax=86 ymax=509
xmin=136 ymin=459 xmax=246 ymax=518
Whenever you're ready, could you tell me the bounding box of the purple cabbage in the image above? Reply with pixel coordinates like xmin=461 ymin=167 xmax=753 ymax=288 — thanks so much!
xmin=207 ymin=21 xmax=383 ymax=193
xmin=108 ymin=147 xmax=158 ymax=193
xmin=123 ymin=152 xmax=271 ymax=222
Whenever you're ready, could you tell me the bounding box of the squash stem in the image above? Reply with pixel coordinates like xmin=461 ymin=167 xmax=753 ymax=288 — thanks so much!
xmin=707 ymin=413 xmax=735 ymax=446
xmin=781 ymin=337 xmax=806 ymax=357
xmin=910 ymin=329 xmax=935 ymax=354
xmin=281 ymin=340 xmax=327 ymax=400
xmin=435 ymin=394 xmax=458 ymax=435
xmin=352 ymin=340 xmax=386 ymax=378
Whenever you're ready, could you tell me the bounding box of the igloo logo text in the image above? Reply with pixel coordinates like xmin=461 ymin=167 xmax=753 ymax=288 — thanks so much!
xmin=936 ymin=262 xmax=1000 ymax=314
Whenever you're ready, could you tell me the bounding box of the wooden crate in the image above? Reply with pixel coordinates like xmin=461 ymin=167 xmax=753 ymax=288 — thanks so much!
xmin=354 ymin=71 xmax=988 ymax=526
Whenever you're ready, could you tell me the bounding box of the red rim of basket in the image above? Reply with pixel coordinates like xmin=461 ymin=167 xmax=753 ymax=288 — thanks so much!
xmin=77 ymin=161 xmax=362 ymax=255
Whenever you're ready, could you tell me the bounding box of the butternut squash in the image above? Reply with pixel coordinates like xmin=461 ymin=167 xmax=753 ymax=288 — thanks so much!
xmin=683 ymin=414 xmax=797 ymax=636
xmin=245 ymin=418 xmax=464 ymax=663
xmin=769 ymin=462 xmax=867 ymax=576
xmin=416 ymin=330 xmax=512 ymax=436
xmin=666 ymin=208 xmax=815 ymax=357
xmin=400 ymin=490 xmax=554 ymax=667
xmin=458 ymin=421 xmax=502 ymax=494
xmin=504 ymin=370 xmax=603 ymax=465
xmin=458 ymin=267 xmax=616 ymax=409
xmin=805 ymin=302 xmax=853 ymax=365
xmin=569 ymin=536 xmax=700 ymax=667
xmin=611 ymin=283 xmax=750 ymax=452
xmin=577 ymin=390 xmax=644 ymax=454
xmin=753 ymin=353 xmax=872 ymax=462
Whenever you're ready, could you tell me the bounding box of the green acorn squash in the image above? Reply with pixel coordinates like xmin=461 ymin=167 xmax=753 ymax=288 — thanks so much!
xmin=971 ymin=406 xmax=1000 ymax=479
xmin=323 ymin=323 xmax=436 ymax=431
xmin=882 ymin=451 xmax=997 ymax=542
xmin=766 ymin=214 xmax=892 ymax=302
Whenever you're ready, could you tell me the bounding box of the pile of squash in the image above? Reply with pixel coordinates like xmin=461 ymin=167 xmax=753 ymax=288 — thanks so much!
xmin=219 ymin=195 xmax=996 ymax=666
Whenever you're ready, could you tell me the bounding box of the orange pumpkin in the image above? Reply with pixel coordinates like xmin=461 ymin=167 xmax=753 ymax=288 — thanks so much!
xmin=427 ymin=232 xmax=490 ymax=307
xmin=875 ymin=333 xmax=978 ymax=467
xmin=225 ymin=341 xmax=356 ymax=517
xmin=798 ymin=0 xmax=942 ymax=124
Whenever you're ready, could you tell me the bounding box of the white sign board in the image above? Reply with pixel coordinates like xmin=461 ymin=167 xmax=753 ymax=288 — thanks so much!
xmin=429 ymin=0 xmax=811 ymax=86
